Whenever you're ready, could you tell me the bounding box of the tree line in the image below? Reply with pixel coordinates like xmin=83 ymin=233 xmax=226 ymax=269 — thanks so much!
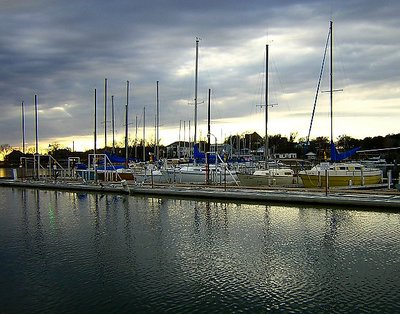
xmin=2 ymin=132 xmax=400 ymax=167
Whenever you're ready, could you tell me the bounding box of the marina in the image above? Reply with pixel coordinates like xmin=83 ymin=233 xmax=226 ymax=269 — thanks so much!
xmin=1 ymin=15 xmax=400 ymax=313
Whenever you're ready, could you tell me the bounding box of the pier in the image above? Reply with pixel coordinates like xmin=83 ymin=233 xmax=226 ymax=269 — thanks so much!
xmin=1 ymin=178 xmax=400 ymax=210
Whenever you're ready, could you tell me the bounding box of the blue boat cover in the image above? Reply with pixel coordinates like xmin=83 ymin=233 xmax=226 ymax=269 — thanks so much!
xmin=193 ymin=144 xmax=206 ymax=159
xmin=105 ymin=152 xmax=139 ymax=163
xmin=194 ymin=144 xmax=220 ymax=163
xmin=330 ymin=141 xmax=360 ymax=162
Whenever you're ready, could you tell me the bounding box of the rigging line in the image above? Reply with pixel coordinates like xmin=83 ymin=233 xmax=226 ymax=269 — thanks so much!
xmin=270 ymin=55 xmax=290 ymax=112
xmin=252 ymin=50 xmax=266 ymax=115
xmin=306 ymin=26 xmax=331 ymax=147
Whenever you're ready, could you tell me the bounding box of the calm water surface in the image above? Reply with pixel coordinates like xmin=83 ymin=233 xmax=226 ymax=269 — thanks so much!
xmin=0 ymin=187 xmax=399 ymax=313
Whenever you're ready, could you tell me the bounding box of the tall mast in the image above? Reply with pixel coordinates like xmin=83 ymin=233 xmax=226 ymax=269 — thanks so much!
xmin=143 ymin=107 xmax=146 ymax=161
xmin=156 ymin=80 xmax=160 ymax=160
xmin=111 ymin=95 xmax=115 ymax=153
xmin=207 ymin=88 xmax=211 ymax=156
xmin=94 ymin=88 xmax=97 ymax=182
xmin=34 ymin=95 xmax=39 ymax=154
xmin=265 ymin=44 xmax=269 ymax=164
xmin=207 ymin=88 xmax=211 ymax=150
xmin=188 ymin=120 xmax=191 ymax=158
xmin=194 ymin=38 xmax=199 ymax=144
xmin=206 ymin=88 xmax=211 ymax=184
xmin=135 ymin=115 xmax=138 ymax=159
xmin=183 ymin=121 xmax=186 ymax=158
xmin=330 ymin=20 xmax=333 ymax=144
xmin=33 ymin=95 xmax=39 ymax=179
xmin=125 ymin=81 xmax=129 ymax=168
xmin=179 ymin=120 xmax=182 ymax=158
xmin=104 ymin=78 xmax=107 ymax=149
xmin=21 ymin=101 xmax=25 ymax=154
xmin=94 ymin=89 xmax=97 ymax=155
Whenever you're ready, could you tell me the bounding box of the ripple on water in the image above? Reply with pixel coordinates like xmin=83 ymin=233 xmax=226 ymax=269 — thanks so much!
xmin=1 ymin=189 xmax=400 ymax=313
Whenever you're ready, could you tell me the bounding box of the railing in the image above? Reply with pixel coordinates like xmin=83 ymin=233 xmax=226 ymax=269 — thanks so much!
xmin=86 ymin=153 xmax=123 ymax=182
xmin=18 ymin=154 xmax=69 ymax=180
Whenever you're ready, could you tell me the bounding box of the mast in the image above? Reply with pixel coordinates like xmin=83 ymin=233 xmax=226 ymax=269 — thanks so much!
xmin=94 ymin=88 xmax=97 ymax=182
xmin=104 ymin=78 xmax=107 ymax=149
xmin=135 ymin=115 xmax=138 ymax=159
xmin=34 ymin=95 xmax=39 ymax=180
xmin=125 ymin=81 xmax=129 ymax=168
xmin=94 ymin=89 xmax=97 ymax=155
xmin=143 ymin=107 xmax=146 ymax=162
xmin=207 ymin=88 xmax=211 ymax=154
xmin=206 ymin=88 xmax=211 ymax=184
xmin=156 ymin=80 xmax=160 ymax=160
xmin=189 ymin=120 xmax=191 ymax=158
xmin=265 ymin=44 xmax=269 ymax=165
xmin=21 ymin=101 xmax=25 ymax=154
xmin=183 ymin=121 xmax=186 ymax=158
xmin=179 ymin=120 xmax=182 ymax=158
xmin=194 ymin=38 xmax=199 ymax=144
xmin=111 ymin=95 xmax=115 ymax=153
xmin=34 ymin=95 xmax=39 ymax=154
xmin=330 ymin=20 xmax=333 ymax=145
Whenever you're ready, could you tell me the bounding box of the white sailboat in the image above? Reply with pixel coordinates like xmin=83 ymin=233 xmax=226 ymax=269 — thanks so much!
xmin=238 ymin=167 xmax=296 ymax=186
xmin=299 ymin=21 xmax=382 ymax=188
xmin=116 ymin=83 xmax=166 ymax=184
xmin=163 ymin=162 xmax=239 ymax=185
xmin=160 ymin=39 xmax=240 ymax=185
xmin=237 ymin=44 xmax=296 ymax=186
xmin=117 ymin=162 xmax=164 ymax=183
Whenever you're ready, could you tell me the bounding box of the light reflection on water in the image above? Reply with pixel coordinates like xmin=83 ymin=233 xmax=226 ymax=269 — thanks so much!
xmin=0 ymin=187 xmax=399 ymax=313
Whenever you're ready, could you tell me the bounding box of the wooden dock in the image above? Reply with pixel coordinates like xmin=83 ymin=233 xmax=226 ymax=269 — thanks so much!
xmin=1 ymin=179 xmax=400 ymax=210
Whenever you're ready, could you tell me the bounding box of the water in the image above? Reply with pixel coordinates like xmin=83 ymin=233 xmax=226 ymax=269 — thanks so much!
xmin=0 ymin=187 xmax=399 ymax=313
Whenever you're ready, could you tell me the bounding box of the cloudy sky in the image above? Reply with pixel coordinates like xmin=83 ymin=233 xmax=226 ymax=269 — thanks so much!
xmin=1 ymin=0 xmax=400 ymax=152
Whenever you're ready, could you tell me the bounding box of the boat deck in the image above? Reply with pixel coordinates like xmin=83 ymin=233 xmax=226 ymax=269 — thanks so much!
xmin=1 ymin=179 xmax=399 ymax=210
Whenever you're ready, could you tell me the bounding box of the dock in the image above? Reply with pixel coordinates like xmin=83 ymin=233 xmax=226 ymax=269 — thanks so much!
xmin=1 ymin=179 xmax=400 ymax=210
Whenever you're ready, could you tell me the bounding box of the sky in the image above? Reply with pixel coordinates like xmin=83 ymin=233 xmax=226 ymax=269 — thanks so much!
xmin=1 ymin=0 xmax=400 ymax=153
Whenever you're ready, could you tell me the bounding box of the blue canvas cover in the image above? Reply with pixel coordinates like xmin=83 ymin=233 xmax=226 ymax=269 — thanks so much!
xmin=193 ymin=144 xmax=218 ymax=163
xmin=330 ymin=141 xmax=360 ymax=162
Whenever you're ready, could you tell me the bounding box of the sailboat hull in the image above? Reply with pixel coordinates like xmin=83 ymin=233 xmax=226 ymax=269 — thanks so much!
xmin=238 ymin=174 xmax=298 ymax=186
xmin=162 ymin=166 xmax=239 ymax=185
xmin=117 ymin=168 xmax=165 ymax=183
xmin=238 ymin=168 xmax=300 ymax=186
xmin=299 ymin=169 xmax=382 ymax=188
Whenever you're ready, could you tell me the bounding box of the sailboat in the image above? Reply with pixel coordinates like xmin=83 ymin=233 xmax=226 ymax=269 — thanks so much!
xmin=237 ymin=44 xmax=296 ymax=186
xmin=115 ymin=83 xmax=165 ymax=184
xmin=299 ymin=21 xmax=382 ymax=188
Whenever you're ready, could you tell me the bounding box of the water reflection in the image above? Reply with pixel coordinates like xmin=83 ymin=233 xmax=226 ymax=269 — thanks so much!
xmin=260 ymin=205 xmax=272 ymax=265
xmin=1 ymin=187 xmax=400 ymax=313
xmin=123 ymin=194 xmax=135 ymax=266
xmin=34 ymin=190 xmax=45 ymax=258
xmin=20 ymin=189 xmax=30 ymax=249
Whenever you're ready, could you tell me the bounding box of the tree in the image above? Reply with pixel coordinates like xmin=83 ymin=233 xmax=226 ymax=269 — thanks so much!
xmin=0 ymin=144 xmax=13 ymax=162
xmin=47 ymin=142 xmax=61 ymax=154
xmin=308 ymin=136 xmax=329 ymax=160
xmin=336 ymin=135 xmax=361 ymax=151
xmin=289 ymin=132 xmax=298 ymax=143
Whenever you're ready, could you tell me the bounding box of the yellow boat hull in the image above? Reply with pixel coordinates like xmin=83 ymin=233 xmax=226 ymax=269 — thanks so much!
xmin=299 ymin=173 xmax=382 ymax=188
